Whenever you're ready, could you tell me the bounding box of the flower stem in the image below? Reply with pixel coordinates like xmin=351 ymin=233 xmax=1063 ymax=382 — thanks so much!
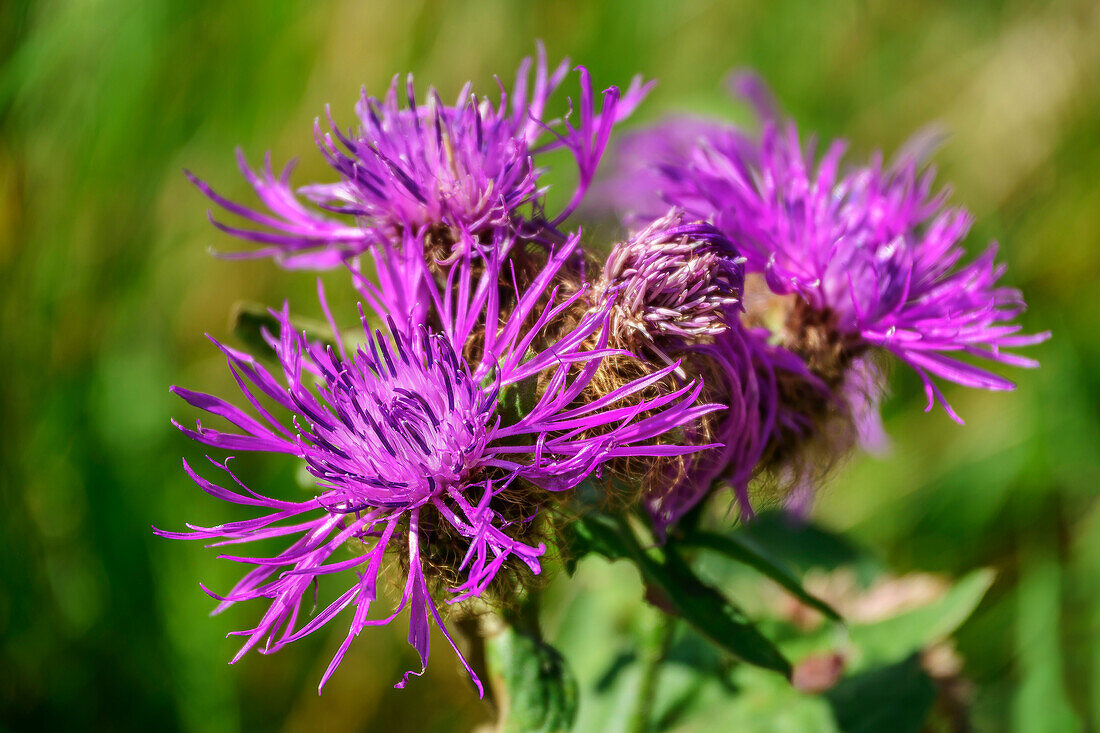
xmin=627 ymin=610 xmax=674 ymax=733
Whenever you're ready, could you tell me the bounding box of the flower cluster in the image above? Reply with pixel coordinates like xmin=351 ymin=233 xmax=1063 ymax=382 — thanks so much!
xmin=162 ymin=235 xmax=712 ymax=693
xmin=162 ymin=53 xmax=1045 ymax=696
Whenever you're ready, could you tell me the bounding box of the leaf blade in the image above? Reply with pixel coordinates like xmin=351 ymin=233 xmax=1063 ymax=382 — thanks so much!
xmin=681 ymin=529 xmax=842 ymax=621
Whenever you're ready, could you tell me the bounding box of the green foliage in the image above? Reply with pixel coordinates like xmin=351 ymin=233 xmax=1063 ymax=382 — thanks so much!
xmin=556 ymin=516 xmax=997 ymax=732
xmin=562 ymin=513 xmax=628 ymax=574
xmin=640 ymin=536 xmax=793 ymax=679
xmin=847 ymin=568 xmax=994 ymax=671
xmin=679 ymin=528 xmax=841 ymax=621
xmin=564 ymin=511 xmax=791 ymax=678
xmin=824 ymin=655 xmax=936 ymax=733
xmin=487 ymin=626 xmax=579 ymax=733
xmin=731 ymin=510 xmax=881 ymax=580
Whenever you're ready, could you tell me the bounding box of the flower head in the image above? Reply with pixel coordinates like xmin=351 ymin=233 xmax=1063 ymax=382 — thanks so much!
xmin=158 ymin=236 xmax=718 ymax=694
xmin=598 ymin=117 xmax=754 ymax=221
xmin=586 ymin=210 xmax=762 ymax=530
xmin=619 ymin=74 xmax=1048 ymax=422
xmin=595 ymin=209 xmax=745 ymax=352
xmin=187 ymin=45 xmax=652 ymax=268
xmin=643 ymin=321 xmax=775 ymax=530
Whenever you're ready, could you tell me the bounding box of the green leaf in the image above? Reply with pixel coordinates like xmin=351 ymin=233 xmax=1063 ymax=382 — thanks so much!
xmin=561 ymin=512 xmax=631 ymax=575
xmin=558 ymin=506 xmax=791 ymax=677
xmin=1011 ymin=550 xmax=1083 ymax=733
xmin=487 ymin=626 xmax=579 ymax=733
xmin=824 ymin=654 xmax=936 ymax=733
xmin=680 ymin=529 xmax=842 ymax=621
xmin=849 ymin=568 xmax=995 ymax=670
xmin=735 ymin=511 xmax=879 ymax=580
xmin=570 ymin=512 xmax=791 ymax=678
xmin=230 ymin=301 xmax=335 ymax=358
xmin=641 ymin=541 xmax=793 ymax=679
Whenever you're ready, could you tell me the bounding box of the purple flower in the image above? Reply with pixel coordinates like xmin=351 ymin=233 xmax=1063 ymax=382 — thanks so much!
xmin=618 ymin=75 xmax=1048 ymax=422
xmin=186 ymin=45 xmax=652 ymax=268
xmin=645 ymin=322 xmax=775 ymax=530
xmin=158 ymin=235 xmax=718 ymax=694
xmin=595 ymin=116 xmax=742 ymax=220
xmin=596 ymin=74 xmax=773 ymax=221
xmin=595 ymin=209 xmax=745 ymax=356
xmin=589 ymin=210 xmax=765 ymax=529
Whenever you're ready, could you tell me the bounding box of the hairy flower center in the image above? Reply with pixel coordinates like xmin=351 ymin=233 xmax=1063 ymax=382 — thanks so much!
xmin=599 ymin=224 xmax=743 ymax=349
xmin=743 ymin=274 xmax=864 ymax=388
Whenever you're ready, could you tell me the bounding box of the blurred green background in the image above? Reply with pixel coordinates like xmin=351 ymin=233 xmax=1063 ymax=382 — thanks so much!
xmin=1 ymin=0 xmax=1097 ymax=730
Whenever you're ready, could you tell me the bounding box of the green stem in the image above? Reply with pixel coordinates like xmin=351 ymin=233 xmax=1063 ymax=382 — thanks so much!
xmin=608 ymin=513 xmax=675 ymax=733
xmin=487 ymin=588 xmax=543 ymax=726
xmin=627 ymin=611 xmax=675 ymax=733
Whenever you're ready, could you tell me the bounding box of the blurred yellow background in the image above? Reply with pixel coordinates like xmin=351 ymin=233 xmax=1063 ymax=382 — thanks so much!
xmin=1 ymin=1 xmax=1096 ymax=730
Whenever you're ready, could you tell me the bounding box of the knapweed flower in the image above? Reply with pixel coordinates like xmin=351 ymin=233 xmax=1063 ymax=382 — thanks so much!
xmin=617 ymin=74 xmax=1048 ymax=422
xmin=588 ymin=210 xmax=767 ymax=529
xmin=186 ymin=45 xmax=651 ymax=268
xmin=594 ymin=209 xmax=745 ymax=361
xmin=646 ymin=322 xmax=779 ymax=530
xmin=158 ymin=235 xmax=719 ymax=694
